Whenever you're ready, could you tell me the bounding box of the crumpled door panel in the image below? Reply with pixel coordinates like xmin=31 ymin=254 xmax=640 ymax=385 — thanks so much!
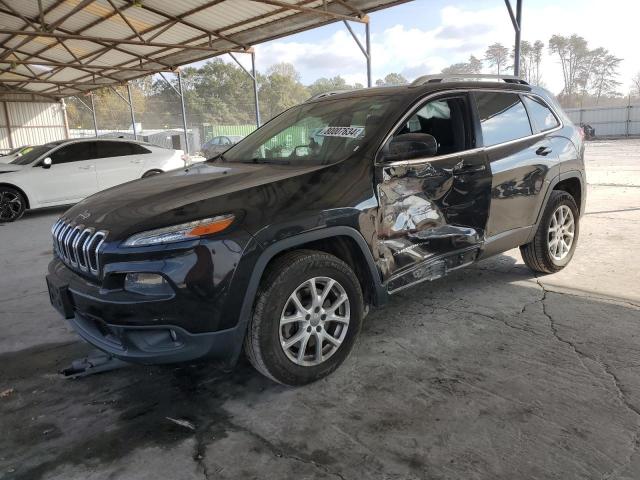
xmin=374 ymin=157 xmax=490 ymax=284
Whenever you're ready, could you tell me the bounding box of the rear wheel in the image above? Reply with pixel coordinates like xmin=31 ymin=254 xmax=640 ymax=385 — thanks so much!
xmin=520 ymin=190 xmax=579 ymax=273
xmin=0 ymin=187 xmax=26 ymax=222
xmin=244 ymin=250 xmax=364 ymax=386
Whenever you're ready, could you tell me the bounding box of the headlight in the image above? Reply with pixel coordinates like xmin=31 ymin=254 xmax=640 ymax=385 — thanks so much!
xmin=122 ymin=214 xmax=234 ymax=247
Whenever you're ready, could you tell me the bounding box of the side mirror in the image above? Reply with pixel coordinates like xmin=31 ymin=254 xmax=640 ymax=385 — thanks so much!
xmin=42 ymin=157 xmax=52 ymax=169
xmin=293 ymin=145 xmax=310 ymax=157
xmin=384 ymin=133 xmax=438 ymax=162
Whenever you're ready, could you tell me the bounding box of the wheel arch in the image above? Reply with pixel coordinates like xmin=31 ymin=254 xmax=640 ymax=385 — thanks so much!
xmin=0 ymin=182 xmax=30 ymax=209
xmin=526 ymin=170 xmax=584 ymax=244
xmin=227 ymin=227 xmax=386 ymax=366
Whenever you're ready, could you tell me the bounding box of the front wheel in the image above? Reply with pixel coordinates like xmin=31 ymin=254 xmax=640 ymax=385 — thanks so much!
xmin=520 ymin=190 xmax=580 ymax=273
xmin=0 ymin=187 xmax=26 ymax=222
xmin=244 ymin=250 xmax=364 ymax=386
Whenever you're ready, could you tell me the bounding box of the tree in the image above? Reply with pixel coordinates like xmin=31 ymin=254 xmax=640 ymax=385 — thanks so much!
xmin=548 ymin=34 xmax=590 ymax=97
xmin=485 ymin=43 xmax=509 ymax=75
xmin=532 ymin=40 xmax=544 ymax=85
xmin=441 ymin=55 xmax=483 ymax=75
xmin=375 ymin=73 xmax=408 ymax=86
xmin=590 ymin=51 xmax=622 ymax=103
xmin=307 ymin=76 xmax=352 ymax=97
xmin=258 ymin=63 xmax=309 ymax=120
xmin=632 ymin=72 xmax=640 ymax=98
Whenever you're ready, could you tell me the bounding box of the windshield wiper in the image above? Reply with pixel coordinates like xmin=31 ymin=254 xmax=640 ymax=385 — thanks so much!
xmin=207 ymin=154 xmax=224 ymax=163
xmin=242 ymin=158 xmax=290 ymax=165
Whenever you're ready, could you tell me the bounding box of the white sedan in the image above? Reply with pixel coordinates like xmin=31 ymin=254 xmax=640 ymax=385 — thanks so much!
xmin=0 ymin=138 xmax=187 ymax=222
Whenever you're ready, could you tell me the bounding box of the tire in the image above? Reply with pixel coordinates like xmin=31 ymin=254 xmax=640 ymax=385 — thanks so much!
xmin=520 ymin=190 xmax=580 ymax=274
xmin=142 ymin=169 xmax=163 ymax=178
xmin=0 ymin=186 xmax=26 ymax=222
xmin=244 ymin=250 xmax=364 ymax=386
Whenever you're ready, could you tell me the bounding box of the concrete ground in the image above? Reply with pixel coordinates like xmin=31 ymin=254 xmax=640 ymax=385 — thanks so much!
xmin=1 ymin=140 xmax=639 ymax=480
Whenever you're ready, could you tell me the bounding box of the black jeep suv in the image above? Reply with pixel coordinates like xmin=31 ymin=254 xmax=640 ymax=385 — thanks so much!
xmin=47 ymin=75 xmax=585 ymax=386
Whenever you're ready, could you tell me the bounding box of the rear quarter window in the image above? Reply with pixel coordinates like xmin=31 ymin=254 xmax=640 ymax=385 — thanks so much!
xmin=475 ymin=92 xmax=533 ymax=147
xmin=522 ymin=95 xmax=560 ymax=132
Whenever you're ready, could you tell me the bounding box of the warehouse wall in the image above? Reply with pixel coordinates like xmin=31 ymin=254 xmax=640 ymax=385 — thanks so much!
xmin=0 ymin=101 xmax=68 ymax=153
xmin=565 ymin=104 xmax=640 ymax=137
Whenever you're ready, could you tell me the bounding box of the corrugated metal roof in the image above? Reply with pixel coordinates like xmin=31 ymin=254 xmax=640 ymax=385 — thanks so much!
xmin=0 ymin=0 xmax=410 ymax=100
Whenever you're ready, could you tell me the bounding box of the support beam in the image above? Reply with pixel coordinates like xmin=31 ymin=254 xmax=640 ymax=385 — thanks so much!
xmin=343 ymin=18 xmax=372 ymax=88
xmin=177 ymin=69 xmax=189 ymax=154
xmin=250 ymin=0 xmax=366 ymax=23
xmin=2 ymin=101 xmax=14 ymax=149
xmin=126 ymin=83 xmax=137 ymax=140
xmin=229 ymin=51 xmax=261 ymax=127
xmin=0 ymin=29 xmax=234 ymax=53
xmin=90 ymin=92 xmax=98 ymax=137
xmin=251 ymin=51 xmax=261 ymax=127
xmin=504 ymin=0 xmax=523 ymax=77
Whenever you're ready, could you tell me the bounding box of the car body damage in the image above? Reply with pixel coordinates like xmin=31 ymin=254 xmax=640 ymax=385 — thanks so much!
xmin=374 ymin=159 xmax=488 ymax=292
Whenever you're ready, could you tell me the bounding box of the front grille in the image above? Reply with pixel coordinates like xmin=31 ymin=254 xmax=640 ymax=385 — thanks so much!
xmin=52 ymin=219 xmax=107 ymax=277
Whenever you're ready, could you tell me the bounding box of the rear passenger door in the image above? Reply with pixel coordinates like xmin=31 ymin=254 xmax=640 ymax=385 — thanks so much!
xmin=375 ymin=93 xmax=492 ymax=292
xmin=474 ymin=91 xmax=560 ymax=238
xmin=94 ymin=141 xmax=144 ymax=190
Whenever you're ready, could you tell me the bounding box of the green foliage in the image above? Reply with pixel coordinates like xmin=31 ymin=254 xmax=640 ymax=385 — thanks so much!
xmin=485 ymin=43 xmax=509 ymax=75
xmin=375 ymin=73 xmax=408 ymax=86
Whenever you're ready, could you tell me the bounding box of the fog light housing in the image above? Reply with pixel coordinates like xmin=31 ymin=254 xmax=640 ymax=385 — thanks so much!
xmin=124 ymin=273 xmax=173 ymax=296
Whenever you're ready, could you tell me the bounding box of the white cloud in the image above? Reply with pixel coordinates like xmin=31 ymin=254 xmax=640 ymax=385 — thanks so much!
xmin=249 ymin=1 xmax=640 ymax=95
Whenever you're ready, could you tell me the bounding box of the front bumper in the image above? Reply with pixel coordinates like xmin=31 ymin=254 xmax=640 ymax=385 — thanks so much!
xmin=46 ymin=233 xmax=260 ymax=364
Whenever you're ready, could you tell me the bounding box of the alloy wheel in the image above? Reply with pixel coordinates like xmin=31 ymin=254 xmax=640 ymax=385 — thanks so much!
xmin=548 ymin=205 xmax=575 ymax=261
xmin=279 ymin=276 xmax=350 ymax=367
xmin=0 ymin=191 xmax=23 ymax=221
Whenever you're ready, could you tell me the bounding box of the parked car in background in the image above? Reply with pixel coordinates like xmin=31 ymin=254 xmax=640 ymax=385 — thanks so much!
xmin=0 ymin=138 xmax=187 ymax=222
xmin=46 ymin=75 xmax=585 ymax=386
xmin=0 ymin=145 xmax=35 ymax=163
xmin=200 ymin=135 xmax=244 ymax=158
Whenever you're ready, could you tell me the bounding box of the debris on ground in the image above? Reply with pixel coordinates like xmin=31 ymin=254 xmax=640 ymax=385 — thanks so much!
xmin=166 ymin=417 xmax=196 ymax=431
xmin=1 ymin=388 xmax=14 ymax=398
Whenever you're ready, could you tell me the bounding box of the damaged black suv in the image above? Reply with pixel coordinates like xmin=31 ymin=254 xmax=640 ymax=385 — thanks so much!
xmin=47 ymin=75 xmax=585 ymax=385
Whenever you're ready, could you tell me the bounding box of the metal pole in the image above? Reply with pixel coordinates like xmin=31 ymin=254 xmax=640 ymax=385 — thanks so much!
xmin=251 ymin=51 xmax=261 ymax=127
xmin=177 ymin=69 xmax=189 ymax=153
xmin=126 ymin=83 xmax=137 ymax=140
xmin=90 ymin=91 xmax=98 ymax=137
xmin=365 ymin=21 xmax=372 ymax=88
xmin=513 ymin=0 xmax=522 ymax=77
xmin=627 ymin=95 xmax=631 ymax=137
xmin=2 ymin=101 xmax=13 ymax=149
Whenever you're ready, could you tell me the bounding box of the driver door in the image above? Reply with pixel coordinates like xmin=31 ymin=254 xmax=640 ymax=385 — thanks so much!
xmin=30 ymin=141 xmax=99 ymax=205
xmin=375 ymin=93 xmax=492 ymax=293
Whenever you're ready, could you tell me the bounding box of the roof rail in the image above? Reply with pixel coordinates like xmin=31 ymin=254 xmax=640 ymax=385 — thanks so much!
xmin=411 ymin=74 xmax=529 ymax=86
xmin=306 ymin=90 xmax=352 ymax=101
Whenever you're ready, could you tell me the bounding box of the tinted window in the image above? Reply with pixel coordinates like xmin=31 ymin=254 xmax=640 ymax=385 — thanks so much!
xmin=95 ymin=141 xmax=134 ymax=158
xmin=50 ymin=142 xmax=96 ymax=164
xmin=130 ymin=144 xmax=151 ymax=154
xmin=476 ymin=92 xmax=532 ymax=146
xmin=397 ymin=96 xmax=471 ymax=155
xmin=9 ymin=144 xmax=53 ymax=165
xmin=523 ymin=95 xmax=560 ymax=132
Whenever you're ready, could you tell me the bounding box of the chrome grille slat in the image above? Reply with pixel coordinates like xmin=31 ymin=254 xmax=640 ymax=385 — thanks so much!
xmin=51 ymin=219 xmax=107 ymax=277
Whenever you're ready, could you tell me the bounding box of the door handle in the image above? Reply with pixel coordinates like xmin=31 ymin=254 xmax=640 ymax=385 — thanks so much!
xmin=453 ymin=161 xmax=486 ymax=174
xmin=77 ymin=165 xmax=93 ymax=170
xmin=130 ymin=159 xmax=142 ymax=164
xmin=536 ymin=146 xmax=553 ymax=156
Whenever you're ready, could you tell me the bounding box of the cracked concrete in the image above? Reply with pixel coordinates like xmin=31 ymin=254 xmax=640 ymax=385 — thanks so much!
xmin=1 ymin=140 xmax=640 ymax=479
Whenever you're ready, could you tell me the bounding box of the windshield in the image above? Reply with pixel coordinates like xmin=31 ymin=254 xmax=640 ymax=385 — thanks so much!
xmin=9 ymin=144 xmax=56 ymax=165
xmin=220 ymin=95 xmax=399 ymax=166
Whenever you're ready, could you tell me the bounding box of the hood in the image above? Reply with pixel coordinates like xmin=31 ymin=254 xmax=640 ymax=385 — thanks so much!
xmin=0 ymin=163 xmax=23 ymax=172
xmin=63 ymin=161 xmax=330 ymax=240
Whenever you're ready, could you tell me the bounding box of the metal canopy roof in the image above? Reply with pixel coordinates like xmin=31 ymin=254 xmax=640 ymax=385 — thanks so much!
xmin=0 ymin=0 xmax=409 ymax=101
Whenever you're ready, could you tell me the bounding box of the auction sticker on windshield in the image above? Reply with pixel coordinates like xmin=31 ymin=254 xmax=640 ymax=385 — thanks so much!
xmin=317 ymin=126 xmax=364 ymax=138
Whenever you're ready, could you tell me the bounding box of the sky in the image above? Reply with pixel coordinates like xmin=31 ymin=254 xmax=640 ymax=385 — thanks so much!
xmin=224 ymin=0 xmax=640 ymax=95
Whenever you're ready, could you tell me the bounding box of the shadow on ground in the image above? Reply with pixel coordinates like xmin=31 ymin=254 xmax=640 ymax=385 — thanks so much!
xmin=2 ymin=257 xmax=640 ymax=480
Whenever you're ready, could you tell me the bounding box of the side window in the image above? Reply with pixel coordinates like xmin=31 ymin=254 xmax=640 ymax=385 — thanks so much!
xmin=475 ymin=92 xmax=532 ymax=146
xmin=95 ymin=141 xmax=134 ymax=159
xmin=221 ymin=137 xmax=231 ymax=145
xmin=130 ymin=144 xmax=151 ymax=154
xmin=211 ymin=137 xmax=220 ymax=145
xmin=50 ymin=142 xmax=96 ymax=164
xmin=522 ymin=95 xmax=560 ymax=132
xmin=396 ymin=96 xmax=472 ymax=155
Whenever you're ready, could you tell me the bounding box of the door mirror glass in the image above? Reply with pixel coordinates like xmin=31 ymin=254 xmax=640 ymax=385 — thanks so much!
xmin=42 ymin=157 xmax=52 ymax=169
xmin=293 ymin=145 xmax=310 ymax=157
xmin=384 ymin=133 xmax=438 ymax=162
